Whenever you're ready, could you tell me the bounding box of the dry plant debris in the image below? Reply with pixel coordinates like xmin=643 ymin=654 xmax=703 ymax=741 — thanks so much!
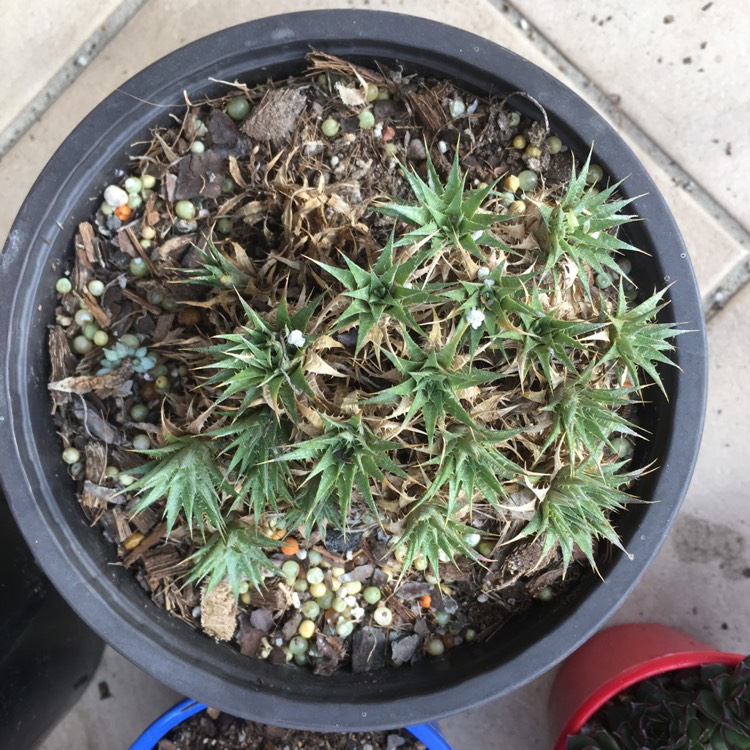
xmin=47 ymin=52 xmax=681 ymax=674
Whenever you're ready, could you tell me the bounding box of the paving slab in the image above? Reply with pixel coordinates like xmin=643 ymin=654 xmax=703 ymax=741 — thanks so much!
xmin=514 ymin=0 xmax=750 ymax=233
xmin=0 ymin=0 xmax=141 ymax=147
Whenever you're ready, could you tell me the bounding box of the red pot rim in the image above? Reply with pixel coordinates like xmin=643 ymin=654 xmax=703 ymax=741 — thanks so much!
xmin=552 ymin=649 xmax=745 ymax=750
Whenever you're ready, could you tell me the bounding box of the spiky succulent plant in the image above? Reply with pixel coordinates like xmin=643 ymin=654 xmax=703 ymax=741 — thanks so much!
xmin=123 ymin=141 xmax=682 ymax=596
xmin=567 ymin=656 xmax=750 ymax=750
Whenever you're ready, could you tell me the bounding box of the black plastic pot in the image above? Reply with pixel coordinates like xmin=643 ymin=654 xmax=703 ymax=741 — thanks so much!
xmin=0 ymin=488 xmax=103 ymax=749
xmin=0 ymin=10 xmax=706 ymax=731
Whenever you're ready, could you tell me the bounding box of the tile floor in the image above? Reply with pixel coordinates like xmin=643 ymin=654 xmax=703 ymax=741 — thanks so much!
xmin=1 ymin=1 xmax=748 ymax=748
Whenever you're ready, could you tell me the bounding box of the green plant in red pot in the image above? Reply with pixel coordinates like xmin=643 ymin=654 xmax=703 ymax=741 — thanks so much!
xmin=550 ymin=623 xmax=749 ymax=750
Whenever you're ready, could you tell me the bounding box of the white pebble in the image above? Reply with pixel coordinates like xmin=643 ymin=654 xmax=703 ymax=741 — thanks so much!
xmin=192 ymin=606 xmax=202 ymax=618
xmin=103 ymin=185 xmax=128 ymax=208
xmin=477 ymin=593 xmax=489 ymax=603
xmin=351 ymin=606 xmax=365 ymax=620
xmin=346 ymin=550 xmax=353 ymax=560
xmin=275 ymin=637 xmax=283 ymax=646
xmin=287 ymin=329 xmax=306 ymax=348
xmin=476 ymin=266 xmax=490 ymax=280
xmin=467 ymin=99 xmax=479 ymax=115
xmin=345 ymin=595 xmax=358 ymax=607
xmin=484 ymin=278 xmax=495 ymax=287
xmin=330 ymin=155 xmax=340 ymax=167
xmin=296 ymin=549 xmax=308 ymax=560
xmin=471 ymin=230 xmax=483 ymax=241
xmin=373 ymin=122 xmax=383 ymax=138
xmin=450 ymin=98 xmax=466 ymax=118
xmin=437 ymin=140 xmax=448 ymax=154
xmin=466 ymin=308 xmax=486 ymax=330
xmin=291 ymin=592 xmax=301 ymax=609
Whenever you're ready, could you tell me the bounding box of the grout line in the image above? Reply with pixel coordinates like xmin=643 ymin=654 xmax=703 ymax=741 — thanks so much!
xmin=0 ymin=0 xmax=149 ymax=161
xmin=497 ymin=1 xmax=750 ymax=320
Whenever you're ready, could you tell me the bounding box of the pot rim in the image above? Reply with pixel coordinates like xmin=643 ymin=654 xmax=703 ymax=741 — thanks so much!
xmin=552 ymin=651 xmax=745 ymax=749
xmin=0 ymin=10 xmax=707 ymax=729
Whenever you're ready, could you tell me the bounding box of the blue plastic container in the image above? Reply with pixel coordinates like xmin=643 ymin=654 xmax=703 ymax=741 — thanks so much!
xmin=130 ymin=698 xmax=454 ymax=750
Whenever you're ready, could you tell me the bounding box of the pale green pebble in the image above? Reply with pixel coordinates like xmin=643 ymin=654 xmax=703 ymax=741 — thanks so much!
xmin=160 ymin=296 xmax=177 ymax=312
xmin=154 ymin=375 xmax=170 ymax=393
xmin=139 ymin=239 xmax=152 ymax=251
xmin=413 ymin=556 xmax=428 ymax=572
xmin=129 ymin=257 xmax=149 ymax=277
xmin=72 ymin=335 xmax=92 ymax=354
xmin=146 ymin=291 xmax=162 ymax=305
xmin=74 ymin=308 xmax=94 ymax=326
xmin=537 ymin=587 xmax=554 ymax=602
xmin=293 ymin=652 xmax=308 ymax=666
xmin=373 ymin=606 xmax=393 ymax=627
xmin=434 ymin=610 xmax=451 ymax=627
xmin=124 ymin=176 xmax=142 ymax=194
xmin=426 ymin=638 xmax=445 ymax=656
xmin=618 ymin=257 xmax=633 ymax=275
xmin=69 ymin=462 xmax=83 ymax=475
xmin=363 ymin=587 xmax=381 ymax=605
xmin=142 ymin=175 xmax=157 ymax=189
xmin=478 ymin=540 xmax=495 ymax=557
xmin=62 ymin=447 xmax=80 ymax=464
xmin=508 ymin=111 xmax=521 ymax=128
xmin=611 ymin=436 xmax=634 ymax=458
xmin=238 ymin=580 xmax=250 ymax=595
xmin=301 ymin=600 xmax=320 ymax=619
xmin=330 ymin=566 xmax=345 ymax=578
xmin=365 ymin=83 xmax=379 ymax=102
xmin=120 ymin=333 xmax=141 ymax=348
xmin=132 ymin=434 xmax=151 ymax=451
xmin=56 ymin=278 xmax=73 ymax=294
xmin=596 ymin=273 xmax=613 ymax=289
xmin=587 ymin=163 xmax=604 ymax=185
xmin=174 ymin=200 xmax=196 ymax=221
xmin=321 ymin=118 xmax=340 ymax=137
xmin=226 ymin=96 xmax=251 ymax=121
xmin=336 ymin=620 xmax=354 ymax=638
xmin=517 ymin=169 xmax=539 ymax=192
xmin=344 ymin=580 xmax=362 ymax=595
xmin=281 ymin=560 xmax=300 ymax=580
xmin=87 ymin=279 xmax=105 ymax=297
xmin=306 ymin=566 xmax=324 ymax=585
xmin=151 ymin=363 xmax=168 ymax=378
xmin=546 ymin=135 xmax=563 ymax=154
xmin=464 ymin=628 xmax=477 ymax=642
xmin=288 ymin=636 xmax=308 ymax=655
xmin=376 ymin=88 xmax=391 ymax=100
xmin=316 ymin=590 xmax=334 ymax=609
xmin=307 ymin=550 xmax=323 ymax=566
xmin=100 ymin=202 xmax=114 ymax=216
xmin=332 ymin=597 xmax=347 ymax=614
xmin=82 ymin=323 xmax=99 ymax=340
xmin=93 ymin=330 xmax=109 ymax=347
xmin=105 ymin=466 xmax=120 ymax=478
xmin=190 ymin=141 xmax=205 ymax=154
xmin=130 ymin=403 xmax=149 ymax=421
xmin=624 ymin=282 xmax=638 ymax=301
xmin=217 ymin=218 xmax=233 ymax=234
xmin=141 ymin=226 xmax=156 ymax=240
xmin=128 ymin=194 xmax=143 ymax=210
xmin=464 ymin=532 xmax=481 ymax=548
xmin=118 ymin=473 xmax=136 ymax=486
xmin=222 ymin=178 xmax=235 ymax=194
xmin=358 ymin=110 xmax=375 ymax=130
xmin=294 ymin=578 xmax=309 ymax=593
xmin=385 ymin=143 xmax=398 ymax=157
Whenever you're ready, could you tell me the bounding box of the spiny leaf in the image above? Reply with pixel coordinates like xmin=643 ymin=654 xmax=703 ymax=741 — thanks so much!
xmin=130 ymin=435 xmax=225 ymax=537
xmin=186 ymin=522 xmax=280 ymax=597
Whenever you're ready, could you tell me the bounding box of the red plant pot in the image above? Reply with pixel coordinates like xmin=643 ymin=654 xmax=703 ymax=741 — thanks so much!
xmin=549 ymin=623 xmax=745 ymax=750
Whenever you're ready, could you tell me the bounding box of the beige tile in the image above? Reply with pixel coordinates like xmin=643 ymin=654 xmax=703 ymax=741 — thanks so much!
xmin=0 ymin=0 xmax=129 ymax=136
xmin=610 ymin=281 xmax=750 ymax=654
xmin=516 ymin=1 xmax=750 ymax=232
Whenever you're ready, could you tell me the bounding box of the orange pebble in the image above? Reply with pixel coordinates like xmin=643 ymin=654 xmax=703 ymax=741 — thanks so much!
xmin=281 ymin=537 xmax=299 ymax=556
xmin=114 ymin=204 xmax=133 ymax=221
xmin=419 ymin=595 xmax=432 ymax=609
